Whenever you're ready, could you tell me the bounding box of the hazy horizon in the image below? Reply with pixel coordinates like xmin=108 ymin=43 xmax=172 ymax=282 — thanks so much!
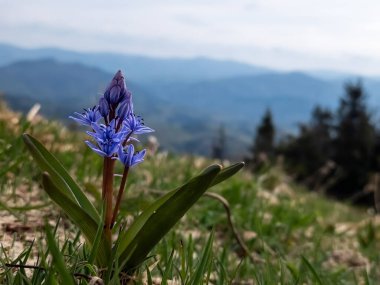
xmin=2 ymin=1 xmax=380 ymax=76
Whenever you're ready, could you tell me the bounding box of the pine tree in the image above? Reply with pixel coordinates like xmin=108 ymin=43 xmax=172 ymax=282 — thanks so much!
xmin=309 ymin=106 xmax=333 ymax=168
xmin=254 ymin=109 xmax=275 ymax=156
xmin=250 ymin=109 xmax=275 ymax=169
xmin=211 ymin=124 xmax=226 ymax=162
xmin=329 ymin=81 xmax=376 ymax=199
xmin=278 ymin=106 xmax=333 ymax=182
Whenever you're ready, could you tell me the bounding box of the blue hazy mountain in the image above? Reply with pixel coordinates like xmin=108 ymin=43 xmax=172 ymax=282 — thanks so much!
xmin=0 ymin=59 xmax=238 ymax=156
xmin=1 ymin=43 xmax=380 ymax=157
xmin=0 ymin=43 xmax=270 ymax=83
xmin=147 ymin=72 xmax=342 ymax=126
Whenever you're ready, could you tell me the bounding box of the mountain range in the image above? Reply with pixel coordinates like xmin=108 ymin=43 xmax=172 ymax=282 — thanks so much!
xmin=1 ymin=43 xmax=380 ymax=158
xmin=0 ymin=43 xmax=269 ymax=83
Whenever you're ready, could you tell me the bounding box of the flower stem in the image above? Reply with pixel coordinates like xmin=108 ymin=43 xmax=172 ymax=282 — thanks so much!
xmin=111 ymin=167 xmax=129 ymax=228
xmin=102 ymin=158 xmax=107 ymax=199
xmin=103 ymin=157 xmax=115 ymax=243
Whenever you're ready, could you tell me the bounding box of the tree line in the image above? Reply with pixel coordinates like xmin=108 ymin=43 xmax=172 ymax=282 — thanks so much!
xmin=214 ymin=81 xmax=380 ymax=205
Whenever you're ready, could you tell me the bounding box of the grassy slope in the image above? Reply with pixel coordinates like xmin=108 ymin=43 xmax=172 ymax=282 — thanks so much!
xmin=0 ymin=102 xmax=379 ymax=284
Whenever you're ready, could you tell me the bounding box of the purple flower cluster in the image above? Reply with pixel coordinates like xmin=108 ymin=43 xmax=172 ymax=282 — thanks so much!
xmin=70 ymin=70 xmax=154 ymax=167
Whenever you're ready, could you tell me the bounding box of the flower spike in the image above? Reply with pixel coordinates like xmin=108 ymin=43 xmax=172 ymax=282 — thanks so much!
xmin=69 ymin=70 xmax=152 ymax=162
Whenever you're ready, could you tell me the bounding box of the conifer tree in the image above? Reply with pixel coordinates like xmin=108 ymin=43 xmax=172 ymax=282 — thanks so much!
xmin=250 ymin=109 xmax=275 ymax=169
xmin=309 ymin=106 xmax=333 ymax=167
xmin=211 ymin=124 xmax=226 ymax=162
xmin=278 ymin=106 xmax=333 ymax=182
xmin=254 ymin=109 xmax=275 ymax=156
xmin=329 ymin=81 xmax=376 ymax=198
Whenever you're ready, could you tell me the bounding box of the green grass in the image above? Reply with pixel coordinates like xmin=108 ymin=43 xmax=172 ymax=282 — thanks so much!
xmin=0 ymin=102 xmax=380 ymax=284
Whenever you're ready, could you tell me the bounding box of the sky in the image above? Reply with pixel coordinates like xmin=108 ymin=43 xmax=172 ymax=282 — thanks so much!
xmin=2 ymin=0 xmax=380 ymax=75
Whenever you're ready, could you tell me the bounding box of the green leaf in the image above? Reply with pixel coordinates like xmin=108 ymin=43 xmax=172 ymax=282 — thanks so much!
xmin=116 ymin=162 xmax=244 ymax=263
xmin=22 ymin=134 xmax=99 ymax=222
xmin=116 ymin=190 xmax=176 ymax=259
xmin=209 ymin=162 xmax=245 ymax=188
xmin=116 ymin=166 xmax=220 ymax=260
xmin=42 ymin=173 xmax=110 ymax=265
xmin=118 ymin=164 xmax=221 ymax=271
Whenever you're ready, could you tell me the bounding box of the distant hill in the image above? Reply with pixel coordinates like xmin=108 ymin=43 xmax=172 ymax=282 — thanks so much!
xmin=147 ymin=72 xmax=343 ymax=131
xmin=0 ymin=43 xmax=270 ymax=83
xmin=0 ymin=59 xmax=238 ymax=156
xmin=0 ymin=59 xmax=108 ymax=108
xmin=2 ymin=43 xmax=380 ymax=158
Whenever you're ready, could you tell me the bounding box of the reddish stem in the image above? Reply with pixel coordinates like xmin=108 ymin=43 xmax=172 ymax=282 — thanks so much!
xmin=103 ymin=157 xmax=115 ymax=242
xmin=111 ymin=167 xmax=129 ymax=228
xmin=102 ymin=157 xmax=107 ymax=198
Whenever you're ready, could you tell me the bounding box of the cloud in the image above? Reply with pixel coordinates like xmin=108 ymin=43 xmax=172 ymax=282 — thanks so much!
xmin=1 ymin=0 xmax=380 ymax=74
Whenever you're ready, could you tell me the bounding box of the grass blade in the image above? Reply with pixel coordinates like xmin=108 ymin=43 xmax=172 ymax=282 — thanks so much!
xmin=301 ymin=256 xmax=323 ymax=285
xmin=189 ymin=230 xmax=215 ymax=285
xmin=88 ymin=202 xmax=106 ymax=265
xmin=45 ymin=224 xmax=75 ymax=285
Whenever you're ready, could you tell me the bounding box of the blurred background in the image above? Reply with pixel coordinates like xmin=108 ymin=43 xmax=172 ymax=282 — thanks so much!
xmin=1 ymin=0 xmax=380 ymax=204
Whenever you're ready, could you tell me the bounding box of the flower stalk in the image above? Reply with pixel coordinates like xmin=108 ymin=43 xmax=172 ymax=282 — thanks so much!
xmin=24 ymin=68 xmax=245 ymax=276
xmin=70 ymin=70 xmax=154 ymax=245
xmin=111 ymin=167 xmax=129 ymax=228
xmin=103 ymin=157 xmax=115 ymax=242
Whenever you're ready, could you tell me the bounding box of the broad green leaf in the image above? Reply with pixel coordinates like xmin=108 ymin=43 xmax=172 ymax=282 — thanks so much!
xmin=45 ymin=224 xmax=75 ymax=285
xmin=209 ymin=162 xmax=244 ymax=187
xmin=42 ymin=173 xmax=110 ymax=265
xmin=23 ymin=134 xmax=99 ymax=222
xmin=116 ymin=189 xmax=176 ymax=258
xmin=46 ymin=272 xmax=59 ymax=285
xmin=116 ymin=162 xmax=244 ymax=261
xmin=119 ymin=164 xmax=221 ymax=270
xmin=116 ymin=165 xmax=220 ymax=259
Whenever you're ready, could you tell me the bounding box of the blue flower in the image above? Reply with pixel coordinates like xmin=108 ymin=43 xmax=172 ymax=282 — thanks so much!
xmin=117 ymin=144 xmax=146 ymax=167
xmin=123 ymin=114 xmax=154 ymax=135
xmin=104 ymin=70 xmax=130 ymax=106
xmin=69 ymin=106 xmax=101 ymax=126
xmin=85 ymin=120 xmax=128 ymax=157
xmin=70 ymin=70 xmax=152 ymax=165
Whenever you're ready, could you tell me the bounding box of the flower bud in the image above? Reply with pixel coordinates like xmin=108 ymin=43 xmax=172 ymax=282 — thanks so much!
xmin=104 ymin=70 xmax=127 ymax=106
xmin=117 ymin=101 xmax=131 ymax=121
xmin=99 ymin=97 xmax=110 ymax=117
